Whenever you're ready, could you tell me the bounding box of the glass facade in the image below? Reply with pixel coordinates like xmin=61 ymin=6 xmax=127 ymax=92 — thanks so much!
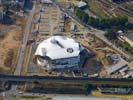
xmin=50 ymin=56 xmax=80 ymax=69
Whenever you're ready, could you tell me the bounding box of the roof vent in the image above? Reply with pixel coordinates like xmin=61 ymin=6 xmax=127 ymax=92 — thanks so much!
xmin=51 ymin=38 xmax=64 ymax=48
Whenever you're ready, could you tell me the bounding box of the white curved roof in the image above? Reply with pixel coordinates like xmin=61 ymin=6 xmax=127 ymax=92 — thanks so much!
xmin=35 ymin=36 xmax=83 ymax=60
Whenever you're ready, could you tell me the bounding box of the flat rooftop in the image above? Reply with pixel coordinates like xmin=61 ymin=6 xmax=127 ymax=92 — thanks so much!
xmin=106 ymin=58 xmax=128 ymax=74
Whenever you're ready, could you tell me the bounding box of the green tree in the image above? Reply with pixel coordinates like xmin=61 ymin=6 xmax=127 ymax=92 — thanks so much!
xmin=75 ymin=8 xmax=129 ymax=29
xmin=105 ymin=29 xmax=118 ymax=40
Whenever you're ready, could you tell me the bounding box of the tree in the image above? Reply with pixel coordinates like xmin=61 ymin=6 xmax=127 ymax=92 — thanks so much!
xmin=75 ymin=8 xmax=89 ymax=23
xmin=75 ymin=8 xmax=129 ymax=29
xmin=105 ymin=29 xmax=118 ymax=40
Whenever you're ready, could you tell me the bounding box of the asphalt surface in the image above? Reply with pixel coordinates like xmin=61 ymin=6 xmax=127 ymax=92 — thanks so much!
xmin=14 ymin=2 xmax=36 ymax=76
xmin=51 ymin=94 xmax=121 ymax=100
xmin=3 ymin=93 xmax=121 ymax=100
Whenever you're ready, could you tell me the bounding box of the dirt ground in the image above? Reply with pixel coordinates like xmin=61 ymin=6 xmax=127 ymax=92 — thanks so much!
xmin=0 ymin=24 xmax=22 ymax=74
xmin=0 ymin=97 xmax=3 ymax=100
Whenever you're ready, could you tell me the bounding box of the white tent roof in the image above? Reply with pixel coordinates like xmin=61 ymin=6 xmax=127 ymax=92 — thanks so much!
xmin=35 ymin=36 xmax=83 ymax=60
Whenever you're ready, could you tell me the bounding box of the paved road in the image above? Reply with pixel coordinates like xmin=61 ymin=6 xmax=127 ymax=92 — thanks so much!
xmin=51 ymin=0 xmax=131 ymax=60
xmin=50 ymin=94 xmax=121 ymax=100
xmin=2 ymin=2 xmax=36 ymax=100
xmin=14 ymin=3 xmax=36 ymax=76
xmin=4 ymin=92 xmax=121 ymax=100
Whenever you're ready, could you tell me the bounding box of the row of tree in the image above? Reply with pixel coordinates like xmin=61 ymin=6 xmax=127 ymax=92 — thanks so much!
xmin=75 ymin=8 xmax=128 ymax=29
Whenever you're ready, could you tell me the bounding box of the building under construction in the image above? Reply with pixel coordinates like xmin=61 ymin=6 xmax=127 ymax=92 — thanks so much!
xmin=35 ymin=36 xmax=91 ymax=71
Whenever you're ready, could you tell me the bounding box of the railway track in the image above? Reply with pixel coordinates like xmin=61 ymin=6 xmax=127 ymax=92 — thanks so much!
xmin=0 ymin=74 xmax=133 ymax=87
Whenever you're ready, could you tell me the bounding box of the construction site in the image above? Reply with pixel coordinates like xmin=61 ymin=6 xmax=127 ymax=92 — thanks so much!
xmin=18 ymin=0 xmax=133 ymax=80
xmin=0 ymin=0 xmax=132 ymax=80
xmin=0 ymin=13 xmax=26 ymax=75
xmin=0 ymin=1 xmax=133 ymax=100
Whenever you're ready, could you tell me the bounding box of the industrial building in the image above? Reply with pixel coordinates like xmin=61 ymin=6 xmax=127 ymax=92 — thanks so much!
xmin=35 ymin=36 xmax=85 ymax=71
xmin=106 ymin=54 xmax=128 ymax=74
